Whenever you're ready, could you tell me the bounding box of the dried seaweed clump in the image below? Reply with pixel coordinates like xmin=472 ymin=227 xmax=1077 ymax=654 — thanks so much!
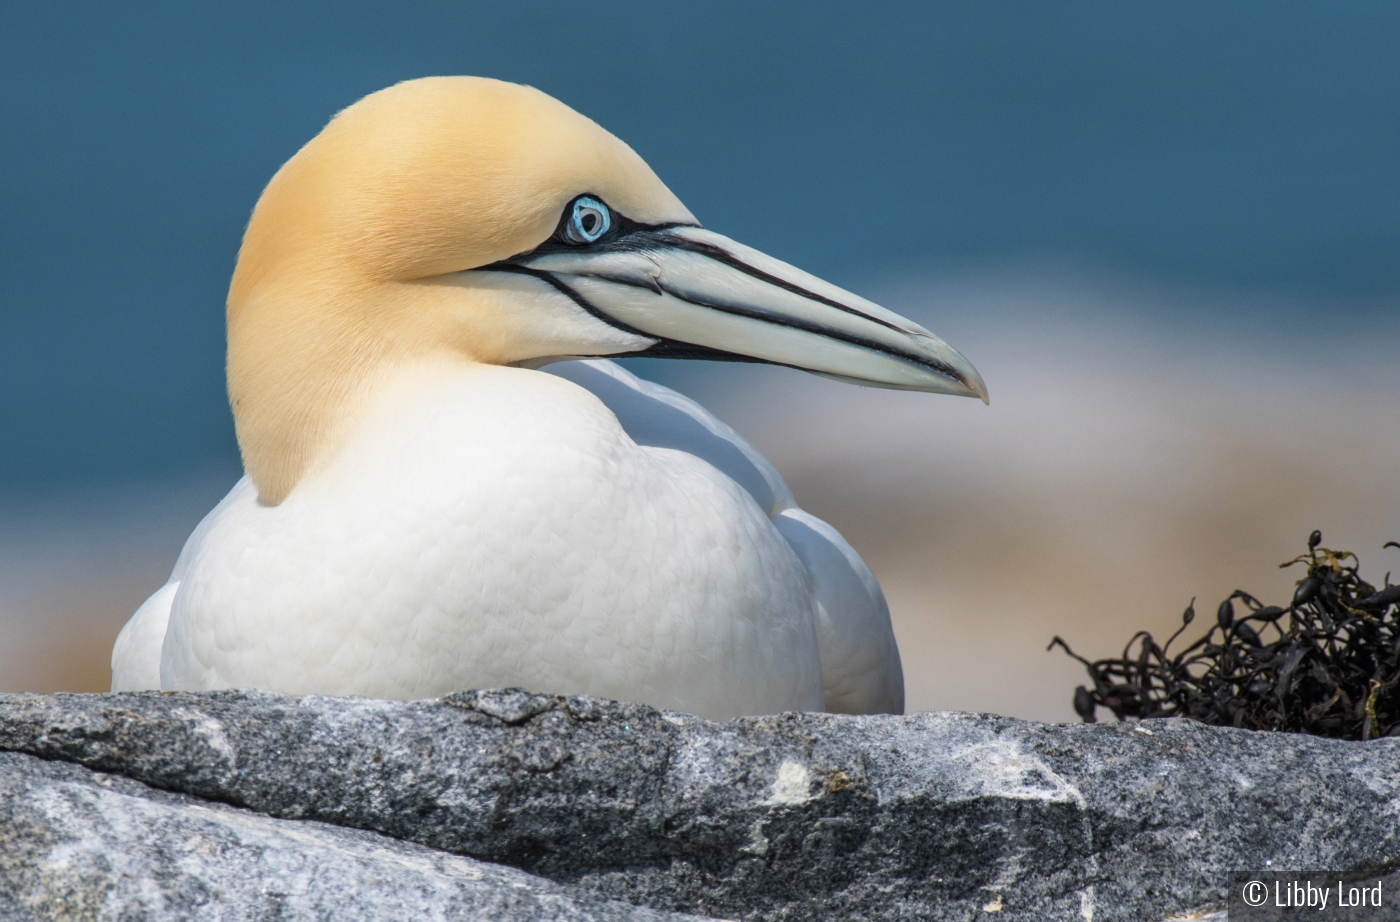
xmin=1050 ymin=532 xmax=1400 ymax=740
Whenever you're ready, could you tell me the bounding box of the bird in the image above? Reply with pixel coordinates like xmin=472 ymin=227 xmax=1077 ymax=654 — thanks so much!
xmin=109 ymin=77 xmax=987 ymax=720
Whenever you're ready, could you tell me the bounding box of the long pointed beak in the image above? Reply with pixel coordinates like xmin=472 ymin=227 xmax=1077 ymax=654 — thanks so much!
xmin=506 ymin=225 xmax=988 ymax=402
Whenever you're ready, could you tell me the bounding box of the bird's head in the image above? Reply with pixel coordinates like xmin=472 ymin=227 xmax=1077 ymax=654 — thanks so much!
xmin=229 ymin=76 xmax=986 ymax=503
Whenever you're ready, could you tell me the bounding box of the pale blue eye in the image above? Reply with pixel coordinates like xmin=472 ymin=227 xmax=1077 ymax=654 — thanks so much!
xmin=564 ymin=196 xmax=611 ymax=244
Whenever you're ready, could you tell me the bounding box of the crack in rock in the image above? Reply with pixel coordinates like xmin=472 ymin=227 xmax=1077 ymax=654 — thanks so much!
xmin=3 ymin=690 xmax=1399 ymax=921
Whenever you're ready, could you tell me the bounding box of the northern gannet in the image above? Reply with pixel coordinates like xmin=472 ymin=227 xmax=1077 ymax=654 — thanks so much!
xmin=110 ymin=77 xmax=987 ymax=719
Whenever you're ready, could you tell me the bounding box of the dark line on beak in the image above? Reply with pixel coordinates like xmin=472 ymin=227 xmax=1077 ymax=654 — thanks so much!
xmin=647 ymin=231 xmax=911 ymax=337
xmin=491 ymin=222 xmax=911 ymax=339
xmin=485 ymin=263 xmax=970 ymax=390
xmin=485 ymin=264 xmax=661 ymax=340
xmin=641 ymin=273 xmax=970 ymax=388
xmin=483 ymin=263 xmax=785 ymax=366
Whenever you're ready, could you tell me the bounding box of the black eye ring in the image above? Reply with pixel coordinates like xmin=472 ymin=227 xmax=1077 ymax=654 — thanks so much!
xmin=560 ymin=195 xmax=612 ymax=245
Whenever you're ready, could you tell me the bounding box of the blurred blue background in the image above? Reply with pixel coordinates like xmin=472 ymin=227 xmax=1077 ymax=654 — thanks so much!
xmin=2 ymin=2 xmax=1397 ymax=711
xmin=4 ymin=0 xmax=1398 ymax=490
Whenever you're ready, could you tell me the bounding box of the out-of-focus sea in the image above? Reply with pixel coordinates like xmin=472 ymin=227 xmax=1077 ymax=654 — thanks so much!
xmin=2 ymin=265 xmax=1396 ymax=723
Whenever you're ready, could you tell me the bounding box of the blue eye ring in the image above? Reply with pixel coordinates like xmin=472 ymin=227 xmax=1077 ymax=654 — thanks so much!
xmin=563 ymin=195 xmax=612 ymax=245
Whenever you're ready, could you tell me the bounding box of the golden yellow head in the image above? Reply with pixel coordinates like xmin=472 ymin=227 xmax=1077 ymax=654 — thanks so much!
xmin=228 ymin=77 xmax=691 ymax=502
xmin=228 ymin=76 xmax=986 ymax=505
xmin=232 ymin=77 xmax=691 ymax=295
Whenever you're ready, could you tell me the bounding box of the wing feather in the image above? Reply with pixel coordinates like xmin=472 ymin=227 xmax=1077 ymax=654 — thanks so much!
xmin=544 ymin=359 xmax=903 ymax=714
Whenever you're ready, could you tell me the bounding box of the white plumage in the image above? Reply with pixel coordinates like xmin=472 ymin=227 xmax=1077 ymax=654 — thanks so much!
xmin=114 ymin=360 xmax=901 ymax=717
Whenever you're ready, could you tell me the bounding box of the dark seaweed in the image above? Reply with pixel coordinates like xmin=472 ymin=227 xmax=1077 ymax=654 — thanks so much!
xmin=1050 ymin=532 xmax=1400 ymax=740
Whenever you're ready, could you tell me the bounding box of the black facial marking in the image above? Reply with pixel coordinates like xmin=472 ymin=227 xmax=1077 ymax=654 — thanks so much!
xmin=475 ymin=198 xmax=971 ymax=390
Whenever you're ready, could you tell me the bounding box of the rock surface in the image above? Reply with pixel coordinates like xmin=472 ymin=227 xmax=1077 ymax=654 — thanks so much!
xmin=0 ymin=749 xmax=704 ymax=921
xmin=2 ymin=689 xmax=1399 ymax=921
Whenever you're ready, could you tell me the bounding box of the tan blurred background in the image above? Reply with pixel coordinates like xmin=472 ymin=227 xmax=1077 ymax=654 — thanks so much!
xmin=4 ymin=266 xmax=1395 ymax=723
xmin=719 ymin=269 xmax=1400 ymax=722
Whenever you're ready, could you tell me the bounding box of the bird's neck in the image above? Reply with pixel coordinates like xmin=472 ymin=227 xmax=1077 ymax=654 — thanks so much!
xmin=226 ymin=272 xmax=441 ymax=505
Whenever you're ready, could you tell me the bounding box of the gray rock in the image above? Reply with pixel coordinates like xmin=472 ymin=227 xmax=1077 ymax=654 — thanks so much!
xmin=3 ymin=688 xmax=1399 ymax=921
xmin=0 ymin=749 xmax=706 ymax=921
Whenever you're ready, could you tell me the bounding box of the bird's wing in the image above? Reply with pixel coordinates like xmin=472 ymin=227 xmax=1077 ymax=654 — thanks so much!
xmin=772 ymin=509 xmax=904 ymax=714
xmin=542 ymin=359 xmax=794 ymax=515
xmin=111 ymin=580 xmax=177 ymax=691
xmin=543 ymin=359 xmax=904 ymax=714
xmin=110 ymin=476 xmax=259 ymax=692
